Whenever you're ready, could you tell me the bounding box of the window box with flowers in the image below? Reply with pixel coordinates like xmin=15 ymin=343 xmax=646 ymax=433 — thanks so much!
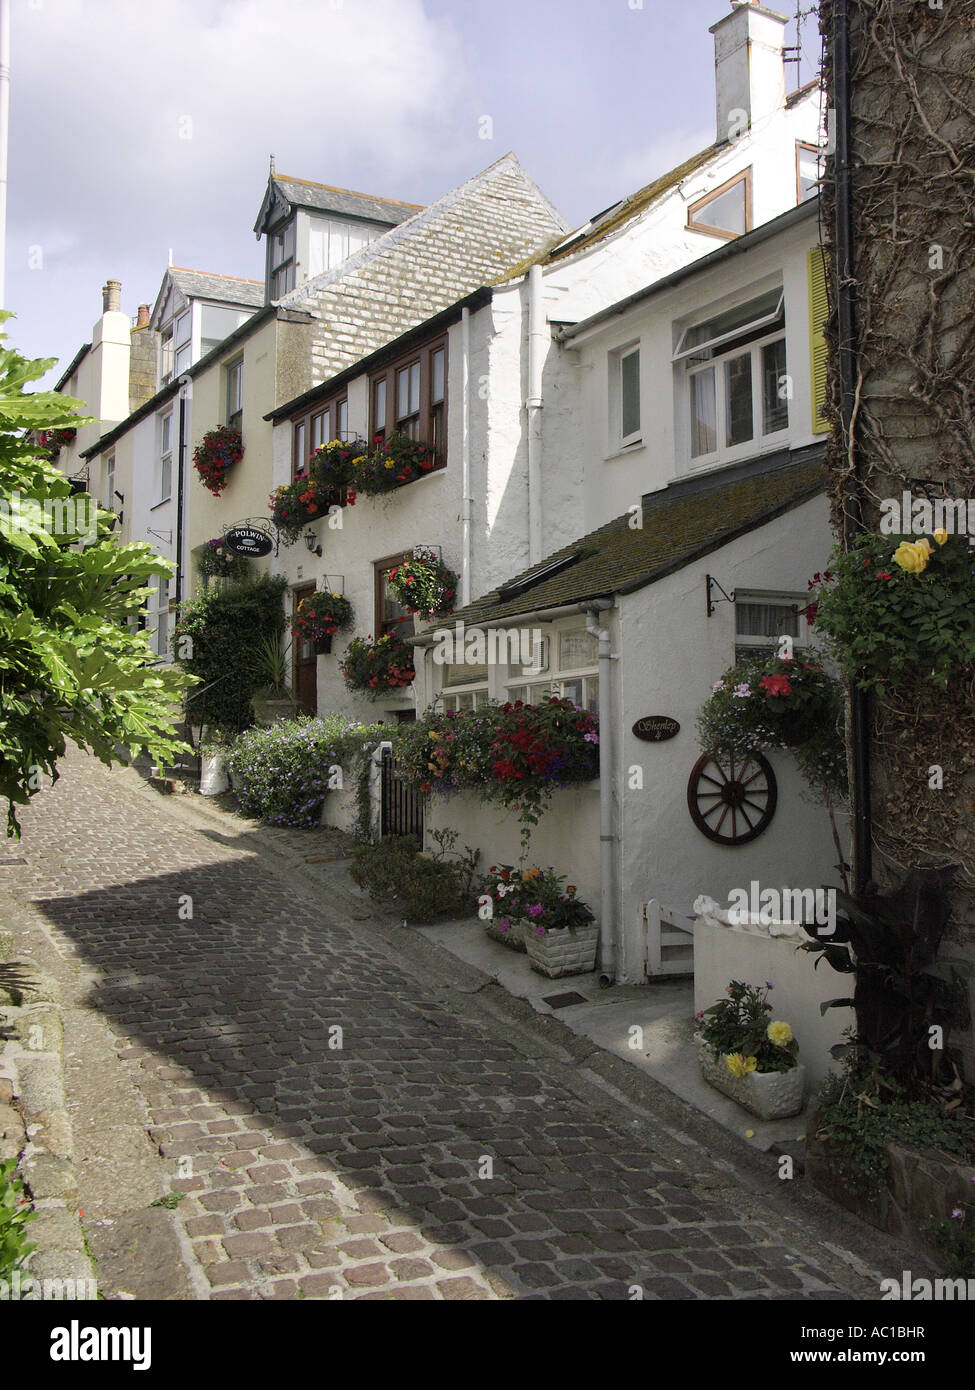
xmin=292 ymin=589 xmax=353 ymax=655
xmin=386 ymin=546 xmax=457 ymax=620
xmin=270 ymin=474 xmax=338 ymax=545
xmin=351 ymin=433 xmax=438 ymax=497
xmin=307 ymin=437 xmax=368 ymax=502
xmin=193 ymin=425 xmax=243 ymax=496
xmin=695 ymin=980 xmax=805 ymax=1119
xmin=340 ymin=632 xmax=416 ymax=696
xmin=198 ymin=536 xmax=251 ymax=587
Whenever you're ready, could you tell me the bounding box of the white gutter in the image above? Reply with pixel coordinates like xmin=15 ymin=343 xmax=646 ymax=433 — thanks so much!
xmin=460 ymin=306 xmax=472 ymax=607
xmin=408 ymin=599 xmax=602 ymax=648
xmin=586 ymin=600 xmax=617 ymax=984
xmin=526 ymin=264 xmax=545 ymax=565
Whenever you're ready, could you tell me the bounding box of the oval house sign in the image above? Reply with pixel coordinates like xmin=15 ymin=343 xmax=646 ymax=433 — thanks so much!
xmin=632 ymin=715 xmax=680 ymax=743
xmin=225 ymin=526 xmax=273 ymax=558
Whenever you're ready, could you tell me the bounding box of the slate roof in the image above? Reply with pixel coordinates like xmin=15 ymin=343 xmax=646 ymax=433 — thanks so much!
xmin=168 ymin=268 xmax=265 ymax=309
xmin=254 ymin=176 xmax=423 ymax=236
xmin=448 ymin=447 xmax=827 ymax=627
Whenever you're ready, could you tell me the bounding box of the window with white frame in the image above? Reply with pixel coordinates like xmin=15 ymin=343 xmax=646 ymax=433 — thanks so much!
xmin=505 ymin=626 xmax=599 ymax=712
xmin=104 ymin=452 xmax=116 ymax=511
xmin=796 ymin=142 xmax=823 ymax=203
xmin=610 ymin=344 xmax=641 ymax=450
xmin=439 ymin=659 xmax=490 ymax=713
xmin=157 ymin=413 xmax=173 ymax=503
xmin=226 ymin=357 xmax=243 ymax=431
xmin=734 ymin=592 xmax=809 ymax=662
xmin=150 ymin=575 xmax=171 ymax=658
xmin=269 ymin=221 xmax=296 ymax=298
xmin=674 ymin=287 xmax=788 ymax=465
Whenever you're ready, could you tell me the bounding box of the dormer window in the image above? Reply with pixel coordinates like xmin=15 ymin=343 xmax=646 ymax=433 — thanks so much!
xmin=269 ymin=221 xmax=296 ymax=299
xmin=687 ymin=169 xmax=752 ymax=241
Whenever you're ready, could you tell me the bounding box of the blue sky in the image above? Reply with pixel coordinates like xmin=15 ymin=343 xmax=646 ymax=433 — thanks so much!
xmin=9 ymin=0 xmax=820 ymax=386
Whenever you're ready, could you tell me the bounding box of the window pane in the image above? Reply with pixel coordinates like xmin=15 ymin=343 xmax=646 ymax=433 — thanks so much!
xmin=160 ymin=457 xmax=172 ymax=499
xmin=397 ymin=367 xmax=410 ymax=420
xmin=724 ymin=353 xmax=753 ymax=446
xmin=175 ymin=344 xmax=191 ymax=375
xmin=409 ymin=362 xmax=420 ymax=412
xmin=161 ymin=415 xmax=172 ymax=452
xmin=682 ymin=289 xmax=782 ymax=356
xmin=559 ymin=630 xmax=597 ymax=670
xmin=621 ymin=349 xmax=640 ymax=438
xmin=561 ymin=678 xmax=583 ymax=706
xmin=432 ymin=349 xmax=445 ymax=404
xmin=690 ymin=369 xmax=717 ymax=457
xmin=799 ymin=147 xmax=821 ymax=201
xmin=374 ymin=379 xmax=386 ymax=432
xmin=337 ymin=400 xmax=348 ymax=438
xmin=692 ymin=178 xmax=746 ymax=235
xmin=175 ymin=312 xmax=191 ymax=346
xmin=762 ymin=339 xmax=789 ymax=434
xmin=201 ymin=304 xmax=245 ymax=344
xmin=294 ymin=422 xmax=306 ymax=472
xmin=311 ymin=413 xmax=324 ymax=451
xmin=736 ymin=602 xmax=799 ymax=639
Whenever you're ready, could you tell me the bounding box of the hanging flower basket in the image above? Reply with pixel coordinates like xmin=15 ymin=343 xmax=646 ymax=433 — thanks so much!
xmin=387 ymin=546 xmax=457 ymax=619
xmin=340 ymin=632 xmax=415 ymax=696
xmin=270 ymin=474 xmax=339 ymax=545
xmin=292 ymin=590 xmax=353 ymax=654
xmin=198 ymin=536 xmax=251 ymax=585
xmin=193 ymin=426 xmax=243 ymax=496
xmin=38 ymin=427 xmax=77 ymax=462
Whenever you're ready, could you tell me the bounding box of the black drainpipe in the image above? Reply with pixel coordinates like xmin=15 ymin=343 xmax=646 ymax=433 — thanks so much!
xmin=175 ymin=382 xmax=187 ymax=607
xmin=834 ymin=0 xmax=872 ymax=892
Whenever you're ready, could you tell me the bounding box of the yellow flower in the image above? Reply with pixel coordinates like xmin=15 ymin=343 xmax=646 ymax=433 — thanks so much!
xmin=725 ymin=1053 xmax=757 ymax=1078
xmin=933 ymin=528 xmax=949 ymax=546
xmin=892 ymin=540 xmax=931 ymax=574
xmin=522 ymin=866 xmax=541 ymax=881
xmin=767 ymin=1020 xmax=794 ymax=1047
xmin=384 ymin=461 xmax=395 ymax=469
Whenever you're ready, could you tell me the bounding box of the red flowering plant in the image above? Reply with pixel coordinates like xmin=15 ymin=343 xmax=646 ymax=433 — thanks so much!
xmin=37 ymin=426 xmax=77 ymax=462
xmin=193 ymin=425 xmax=243 ymax=496
xmin=308 ymin=438 xmax=368 ymax=505
xmin=481 ymin=863 xmax=594 ymax=940
xmin=269 ymin=473 xmax=335 ymax=545
xmin=340 ymin=632 xmax=416 ymax=697
xmin=386 ymin=547 xmax=457 ymax=619
xmin=291 ymin=590 xmax=353 ymax=652
xmin=351 ymin=432 xmax=438 ymax=496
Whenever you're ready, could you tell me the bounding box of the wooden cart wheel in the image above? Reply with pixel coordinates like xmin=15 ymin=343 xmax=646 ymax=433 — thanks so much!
xmin=686 ymin=750 xmax=777 ymax=845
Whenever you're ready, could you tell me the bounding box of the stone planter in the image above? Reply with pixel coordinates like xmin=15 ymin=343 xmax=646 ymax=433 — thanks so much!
xmin=484 ymin=918 xmax=527 ymax=952
xmin=696 ymin=1037 xmax=806 ymax=1119
xmin=525 ymin=922 xmax=599 ymax=979
xmin=251 ymin=692 xmax=300 ymax=727
xmin=200 ymin=751 xmax=230 ymax=796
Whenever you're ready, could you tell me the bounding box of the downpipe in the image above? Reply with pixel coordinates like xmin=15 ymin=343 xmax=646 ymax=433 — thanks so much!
xmin=586 ymin=601 xmax=617 ymax=985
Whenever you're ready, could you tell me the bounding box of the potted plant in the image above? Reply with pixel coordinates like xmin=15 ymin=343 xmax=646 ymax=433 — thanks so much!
xmin=193 ymin=425 xmax=243 ymax=496
xmin=309 ymin=438 xmax=368 ymax=502
xmin=350 ymin=432 xmax=438 ymax=496
xmin=340 ymin=632 xmax=416 ymax=696
xmin=199 ymin=726 xmax=235 ymax=796
xmin=198 ymin=536 xmax=251 ymax=587
xmin=519 ymin=867 xmax=598 ymax=978
xmin=270 ymin=474 xmax=339 ymax=545
xmin=386 ymin=546 xmax=457 ymax=619
xmin=695 ymin=980 xmax=805 ymax=1120
xmin=481 ymin=863 xmax=530 ymax=952
xmin=291 ymin=589 xmax=353 ymax=655
xmin=250 ymin=632 xmax=299 ymax=725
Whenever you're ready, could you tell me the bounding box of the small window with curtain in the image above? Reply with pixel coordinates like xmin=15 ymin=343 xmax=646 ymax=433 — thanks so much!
xmin=734 ymin=593 xmax=808 ymax=662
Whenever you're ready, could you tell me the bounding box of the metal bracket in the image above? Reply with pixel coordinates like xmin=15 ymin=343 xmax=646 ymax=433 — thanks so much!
xmin=706 ymin=574 xmax=736 ymax=618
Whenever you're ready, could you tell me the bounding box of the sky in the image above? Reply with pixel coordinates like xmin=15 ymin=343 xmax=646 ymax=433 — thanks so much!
xmin=8 ymin=0 xmax=820 ymax=387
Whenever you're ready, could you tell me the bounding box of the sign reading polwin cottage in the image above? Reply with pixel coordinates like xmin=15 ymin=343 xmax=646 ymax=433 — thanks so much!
xmin=632 ymin=716 xmax=680 ymax=742
xmin=225 ymin=526 xmax=274 ymax=558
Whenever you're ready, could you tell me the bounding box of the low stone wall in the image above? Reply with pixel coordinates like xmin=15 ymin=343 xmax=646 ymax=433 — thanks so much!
xmin=806 ymin=1122 xmax=975 ymax=1258
xmin=0 ymin=958 xmax=96 ymax=1297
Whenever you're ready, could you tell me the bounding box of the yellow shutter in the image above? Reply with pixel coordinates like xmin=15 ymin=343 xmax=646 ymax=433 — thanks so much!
xmin=808 ymin=246 xmax=830 ymax=434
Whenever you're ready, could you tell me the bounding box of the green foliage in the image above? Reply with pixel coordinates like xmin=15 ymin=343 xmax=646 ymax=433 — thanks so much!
xmin=922 ymin=1205 xmax=975 ymax=1279
xmin=815 ymin=1059 xmax=975 ymax=1201
xmin=386 ymin=546 xmax=457 ymax=618
xmin=696 ymin=980 xmax=799 ymax=1074
xmin=198 ymin=537 xmax=251 ymax=584
xmin=0 ymin=319 xmax=193 ymax=835
xmin=801 ymin=867 xmax=972 ymax=1089
xmin=697 ymin=652 xmax=847 ymax=797
xmin=808 ymin=532 xmax=975 ymax=694
xmin=0 ymin=1157 xmax=36 ymax=1278
xmin=340 ymin=632 xmax=415 ymax=695
xmin=226 ymin=714 xmax=385 ymax=827
xmin=350 ymin=833 xmax=482 ymax=924
xmin=172 ymin=574 xmax=288 ymax=731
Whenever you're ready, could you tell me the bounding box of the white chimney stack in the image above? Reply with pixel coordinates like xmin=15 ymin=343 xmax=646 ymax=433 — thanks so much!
xmin=710 ymin=2 xmax=788 ymax=146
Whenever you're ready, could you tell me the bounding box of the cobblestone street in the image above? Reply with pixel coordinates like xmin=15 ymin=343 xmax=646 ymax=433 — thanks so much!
xmin=2 ymin=749 xmax=891 ymax=1301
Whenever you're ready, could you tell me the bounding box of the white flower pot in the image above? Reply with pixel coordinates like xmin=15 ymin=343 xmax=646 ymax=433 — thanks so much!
xmin=525 ymin=921 xmax=599 ymax=979
xmin=200 ymin=751 xmax=230 ymax=796
xmin=695 ymin=1036 xmax=806 ymax=1120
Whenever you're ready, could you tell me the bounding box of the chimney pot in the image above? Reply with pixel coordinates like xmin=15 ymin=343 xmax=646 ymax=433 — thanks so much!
xmin=102 ymin=280 xmax=122 ymax=313
xmin=136 ymin=304 xmax=151 ymax=328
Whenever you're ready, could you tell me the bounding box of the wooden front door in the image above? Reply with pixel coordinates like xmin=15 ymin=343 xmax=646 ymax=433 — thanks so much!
xmin=293 ymin=583 xmax=317 ymax=718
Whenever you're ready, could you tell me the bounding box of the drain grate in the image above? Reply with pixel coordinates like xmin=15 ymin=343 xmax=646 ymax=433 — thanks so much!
xmin=541 ymin=990 xmax=588 ymax=1009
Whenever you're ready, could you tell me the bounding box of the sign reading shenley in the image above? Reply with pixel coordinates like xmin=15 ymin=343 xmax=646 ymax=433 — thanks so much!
xmin=632 ymin=716 xmax=680 ymax=742
xmin=225 ymin=526 xmax=273 ymax=558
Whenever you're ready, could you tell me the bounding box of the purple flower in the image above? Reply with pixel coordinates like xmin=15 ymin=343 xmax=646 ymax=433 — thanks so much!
xmin=536 ymin=927 xmax=545 ymax=936
xmin=500 ymin=918 xmax=510 ymax=932
xmin=952 ymin=1208 xmax=964 ymax=1220
xmin=526 ymin=904 xmax=544 ymax=918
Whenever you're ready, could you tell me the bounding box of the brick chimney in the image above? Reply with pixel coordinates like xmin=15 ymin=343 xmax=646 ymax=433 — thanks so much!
xmin=710 ymin=2 xmax=788 ymax=145
xmin=136 ymin=304 xmax=150 ymax=328
xmin=102 ymin=279 xmax=122 ymax=313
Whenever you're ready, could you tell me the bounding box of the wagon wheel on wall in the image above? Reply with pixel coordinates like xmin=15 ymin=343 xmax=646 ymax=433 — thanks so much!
xmin=686 ymin=751 xmax=777 ymax=845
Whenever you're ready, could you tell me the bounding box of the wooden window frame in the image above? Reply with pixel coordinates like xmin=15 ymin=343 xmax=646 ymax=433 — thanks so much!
xmin=687 ymin=168 xmax=752 ymax=242
xmin=368 ymin=335 xmax=448 ymax=469
xmin=225 ymin=356 xmax=244 ymax=432
xmin=796 ymin=141 xmax=822 ymax=205
xmin=374 ymin=551 xmax=415 ymax=640
xmin=291 ymin=391 xmax=349 ymax=480
xmin=269 ymin=219 xmax=296 ymax=299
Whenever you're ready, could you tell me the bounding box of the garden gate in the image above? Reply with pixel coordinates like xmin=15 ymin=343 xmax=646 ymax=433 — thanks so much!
xmin=380 ymin=746 xmax=423 ymax=841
